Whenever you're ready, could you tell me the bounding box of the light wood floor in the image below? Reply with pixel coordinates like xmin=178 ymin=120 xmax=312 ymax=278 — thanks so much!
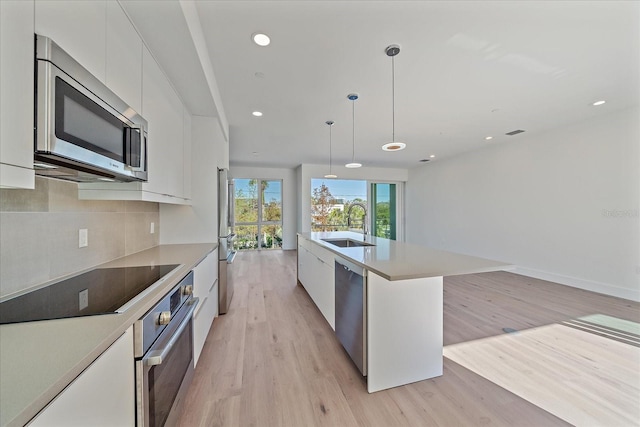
xmin=178 ymin=250 xmax=640 ymax=427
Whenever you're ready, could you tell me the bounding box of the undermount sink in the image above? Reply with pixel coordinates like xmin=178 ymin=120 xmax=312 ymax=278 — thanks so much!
xmin=321 ymin=238 xmax=376 ymax=248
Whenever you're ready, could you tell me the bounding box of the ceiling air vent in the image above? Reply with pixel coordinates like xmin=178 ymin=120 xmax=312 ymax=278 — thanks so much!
xmin=505 ymin=129 xmax=525 ymax=136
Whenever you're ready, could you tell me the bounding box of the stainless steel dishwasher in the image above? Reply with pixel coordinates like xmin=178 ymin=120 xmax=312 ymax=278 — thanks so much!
xmin=335 ymin=258 xmax=367 ymax=376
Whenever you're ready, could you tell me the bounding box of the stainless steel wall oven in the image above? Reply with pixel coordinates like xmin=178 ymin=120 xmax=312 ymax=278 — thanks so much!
xmin=134 ymin=271 xmax=198 ymax=426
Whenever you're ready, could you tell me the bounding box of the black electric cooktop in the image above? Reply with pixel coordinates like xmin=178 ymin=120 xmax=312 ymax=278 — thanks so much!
xmin=0 ymin=264 xmax=180 ymax=325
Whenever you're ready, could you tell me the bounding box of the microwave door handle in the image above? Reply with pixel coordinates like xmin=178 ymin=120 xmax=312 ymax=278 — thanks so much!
xmin=124 ymin=125 xmax=144 ymax=168
xmin=143 ymin=297 xmax=199 ymax=367
xmin=124 ymin=127 xmax=131 ymax=165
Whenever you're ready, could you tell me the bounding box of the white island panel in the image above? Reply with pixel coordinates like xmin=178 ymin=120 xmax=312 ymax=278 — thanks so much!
xmin=367 ymin=272 xmax=443 ymax=393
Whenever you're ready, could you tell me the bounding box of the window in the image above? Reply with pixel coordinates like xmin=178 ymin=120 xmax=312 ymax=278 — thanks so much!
xmin=310 ymin=179 xmax=366 ymax=232
xmin=234 ymin=179 xmax=283 ymax=250
xmin=310 ymin=178 xmax=403 ymax=240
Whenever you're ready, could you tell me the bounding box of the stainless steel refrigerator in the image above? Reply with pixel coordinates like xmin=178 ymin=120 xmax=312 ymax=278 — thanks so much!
xmin=218 ymin=168 xmax=236 ymax=314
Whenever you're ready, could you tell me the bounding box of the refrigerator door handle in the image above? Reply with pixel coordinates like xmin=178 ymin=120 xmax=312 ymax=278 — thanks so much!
xmin=228 ymin=181 xmax=235 ymax=229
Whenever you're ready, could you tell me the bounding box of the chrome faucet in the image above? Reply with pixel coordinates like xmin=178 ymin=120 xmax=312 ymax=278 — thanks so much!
xmin=347 ymin=202 xmax=368 ymax=235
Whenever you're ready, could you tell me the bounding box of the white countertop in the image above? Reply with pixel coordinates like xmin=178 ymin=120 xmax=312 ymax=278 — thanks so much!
xmin=299 ymin=231 xmax=511 ymax=281
xmin=0 ymin=243 xmax=216 ymax=427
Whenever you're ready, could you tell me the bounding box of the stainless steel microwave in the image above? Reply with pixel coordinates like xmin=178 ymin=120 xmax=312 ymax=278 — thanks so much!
xmin=34 ymin=34 xmax=148 ymax=183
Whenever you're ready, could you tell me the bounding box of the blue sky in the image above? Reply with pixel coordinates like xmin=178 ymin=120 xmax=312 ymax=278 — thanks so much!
xmin=234 ymin=179 xmax=282 ymax=203
xmin=312 ymin=179 xmax=366 ymax=201
xmin=235 ymin=178 xmax=388 ymax=203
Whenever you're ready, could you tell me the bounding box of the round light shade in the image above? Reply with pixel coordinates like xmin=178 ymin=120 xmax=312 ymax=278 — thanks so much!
xmin=252 ymin=33 xmax=271 ymax=46
xmin=345 ymin=162 xmax=362 ymax=168
xmin=382 ymin=142 xmax=406 ymax=151
xmin=324 ymin=174 xmax=338 ymax=179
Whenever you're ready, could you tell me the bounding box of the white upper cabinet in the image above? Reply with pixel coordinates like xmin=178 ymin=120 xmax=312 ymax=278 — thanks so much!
xmin=106 ymin=1 xmax=142 ymax=114
xmin=0 ymin=0 xmax=35 ymax=189
xmin=79 ymin=46 xmax=190 ymax=204
xmin=2 ymin=0 xmax=192 ymax=201
xmin=183 ymin=109 xmax=193 ymax=200
xmin=34 ymin=0 xmax=107 ymax=82
xmin=141 ymin=46 xmax=185 ymax=200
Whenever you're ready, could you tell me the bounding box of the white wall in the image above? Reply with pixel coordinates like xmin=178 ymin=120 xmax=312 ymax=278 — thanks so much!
xmin=228 ymin=166 xmax=297 ymax=250
xmin=406 ymin=108 xmax=640 ymax=301
xmin=297 ymin=164 xmax=409 ymax=233
xmin=160 ymin=115 xmax=227 ymax=244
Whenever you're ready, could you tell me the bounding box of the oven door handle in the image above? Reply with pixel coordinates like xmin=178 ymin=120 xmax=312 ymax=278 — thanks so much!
xmin=143 ymin=297 xmax=200 ymax=367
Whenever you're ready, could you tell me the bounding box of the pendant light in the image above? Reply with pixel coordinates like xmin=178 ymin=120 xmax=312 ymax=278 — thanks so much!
xmin=345 ymin=93 xmax=362 ymax=168
xmin=324 ymin=121 xmax=337 ymax=178
xmin=382 ymin=44 xmax=406 ymax=152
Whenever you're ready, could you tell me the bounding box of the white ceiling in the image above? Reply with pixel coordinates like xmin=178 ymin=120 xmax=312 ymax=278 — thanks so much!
xmin=130 ymin=1 xmax=640 ymax=169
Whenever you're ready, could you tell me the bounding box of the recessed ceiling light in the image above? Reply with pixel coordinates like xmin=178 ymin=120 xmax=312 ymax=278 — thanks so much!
xmin=324 ymin=174 xmax=338 ymax=179
xmin=252 ymin=111 xmax=263 ymax=117
xmin=592 ymin=100 xmax=606 ymax=106
xmin=252 ymin=33 xmax=270 ymax=47
xmin=382 ymin=142 xmax=406 ymax=151
xmin=430 ymin=154 xmax=436 ymax=158
xmin=345 ymin=162 xmax=362 ymax=168
xmin=485 ymin=136 xmax=493 ymax=140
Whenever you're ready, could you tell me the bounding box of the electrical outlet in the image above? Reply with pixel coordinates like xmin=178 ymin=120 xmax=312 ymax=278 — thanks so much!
xmin=79 ymin=229 xmax=88 ymax=248
xmin=150 ymin=222 xmax=155 ymax=234
xmin=79 ymin=289 xmax=89 ymax=310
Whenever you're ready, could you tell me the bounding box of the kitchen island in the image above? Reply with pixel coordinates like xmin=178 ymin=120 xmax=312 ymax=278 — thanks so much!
xmin=297 ymin=231 xmax=510 ymax=393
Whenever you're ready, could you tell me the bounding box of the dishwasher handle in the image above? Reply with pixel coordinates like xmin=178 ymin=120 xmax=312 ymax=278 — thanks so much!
xmin=335 ymin=258 xmax=365 ymax=277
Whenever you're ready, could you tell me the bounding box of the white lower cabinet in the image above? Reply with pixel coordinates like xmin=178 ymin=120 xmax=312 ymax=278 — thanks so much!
xmin=192 ymin=249 xmax=218 ymax=366
xmin=29 ymin=327 xmax=135 ymax=426
xmin=297 ymin=237 xmax=335 ymax=329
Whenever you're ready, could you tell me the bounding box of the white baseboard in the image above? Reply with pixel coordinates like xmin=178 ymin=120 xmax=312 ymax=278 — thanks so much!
xmin=512 ymin=267 xmax=640 ymax=303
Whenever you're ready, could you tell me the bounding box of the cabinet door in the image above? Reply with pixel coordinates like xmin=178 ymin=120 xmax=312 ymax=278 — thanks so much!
xmin=29 ymin=327 xmax=135 ymax=426
xmin=193 ymin=250 xmax=217 ymax=300
xmin=298 ymin=239 xmax=335 ymax=329
xmin=106 ymin=1 xmax=142 ymax=113
xmin=297 ymin=246 xmax=312 ymax=290
xmin=0 ymin=0 xmax=35 ymax=189
xmin=193 ymin=250 xmax=218 ymax=366
xmin=317 ymin=258 xmax=335 ymax=330
xmin=183 ymin=109 xmax=192 ymax=200
xmin=141 ymin=46 xmax=184 ymax=198
xmin=35 ymin=0 xmax=107 ymax=82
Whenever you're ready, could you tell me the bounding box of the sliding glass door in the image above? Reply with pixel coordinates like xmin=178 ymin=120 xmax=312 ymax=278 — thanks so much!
xmin=370 ymin=182 xmax=399 ymax=240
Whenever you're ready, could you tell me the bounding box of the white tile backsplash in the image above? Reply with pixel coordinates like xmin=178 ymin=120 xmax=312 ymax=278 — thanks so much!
xmin=0 ymin=178 xmax=159 ymax=298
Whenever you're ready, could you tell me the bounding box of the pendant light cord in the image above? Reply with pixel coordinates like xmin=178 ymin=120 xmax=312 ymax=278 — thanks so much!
xmin=392 ymin=54 xmax=395 ymax=143
xmin=329 ymin=124 xmax=333 ymax=175
xmin=351 ymin=99 xmax=356 ymax=162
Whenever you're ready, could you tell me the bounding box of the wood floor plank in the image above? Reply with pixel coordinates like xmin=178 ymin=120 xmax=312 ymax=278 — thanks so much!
xmin=179 ymin=249 xmax=639 ymax=427
xmin=246 ymin=280 xmax=267 ymax=324
xmin=444 ymin=324 xmax=640 ymax=426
